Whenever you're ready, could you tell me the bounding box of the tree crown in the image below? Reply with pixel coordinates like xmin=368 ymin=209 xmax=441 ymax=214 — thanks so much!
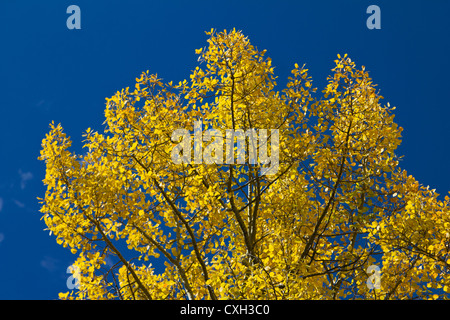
xmin=39 ymin=29 xmax=450 ymax=300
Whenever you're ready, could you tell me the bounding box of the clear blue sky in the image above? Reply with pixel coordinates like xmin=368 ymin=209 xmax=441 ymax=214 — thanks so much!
xmin=0 ymin=0 xmax=449 ymax=299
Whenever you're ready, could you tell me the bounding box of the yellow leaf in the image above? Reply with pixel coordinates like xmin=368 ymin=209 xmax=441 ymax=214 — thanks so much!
xmin=59 ymin=292 xmax=70 ymax=300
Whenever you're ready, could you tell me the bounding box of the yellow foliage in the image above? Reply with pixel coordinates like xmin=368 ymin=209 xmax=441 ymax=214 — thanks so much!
xmin=39 ymin=30 xmax=450 ymax=300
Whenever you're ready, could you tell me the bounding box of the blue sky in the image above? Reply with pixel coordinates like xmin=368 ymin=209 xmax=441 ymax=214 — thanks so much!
xmin=0 ymin=0 xmax=449 ymax=299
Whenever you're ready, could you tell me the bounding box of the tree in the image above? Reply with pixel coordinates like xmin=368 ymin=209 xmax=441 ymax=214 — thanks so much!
xmin=39 ymin=29 xmax=450 ymax=300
